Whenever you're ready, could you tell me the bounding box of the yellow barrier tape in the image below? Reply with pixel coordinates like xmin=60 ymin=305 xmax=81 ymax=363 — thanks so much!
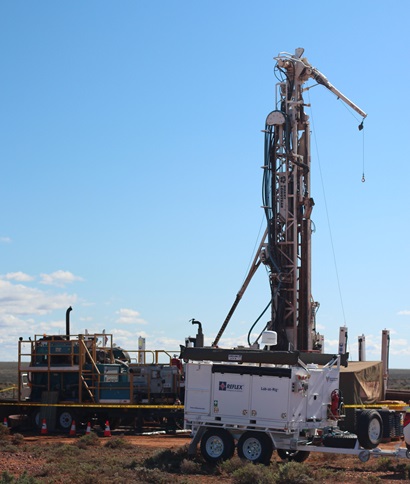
xmin=0 ymin=402 xmax=184 ymax=410
xmin=344 ymin=404 xmax=409 ymax=409
xmin=0 ymin=386 xmax=17 ymax=393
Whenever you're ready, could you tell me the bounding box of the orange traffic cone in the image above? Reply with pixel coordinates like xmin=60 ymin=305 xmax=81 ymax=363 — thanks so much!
xmin=3 ymin=418 xmax=8 ymax=427
xmin=85 ymin=422 xmax=91 ymax=435
xmin=41 ymin=418 xmax=48 ymax=435
xmin=69 ymin=420 xmax=76 ymax=437
xmin=103 ymin=420 xmax=111 ymax=437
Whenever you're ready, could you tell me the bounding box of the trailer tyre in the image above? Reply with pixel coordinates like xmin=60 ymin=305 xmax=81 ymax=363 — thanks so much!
xmin=30 ymin=410 xmax=42 ymax=430
xmin=237 ymin=432 xmax=273 ymax=465
xmin=357 ymin=410 xmax=383 ymax=449
xmin=277 ymin=449 xmax=310 ymax=462
xmin=200 ymin=428 xmax=235 ymax=464
xmin=57 ymin=410 xmax=76 ymax=431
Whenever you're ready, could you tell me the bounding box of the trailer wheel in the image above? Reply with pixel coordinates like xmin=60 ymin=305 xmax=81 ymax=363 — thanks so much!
xmin=57 ymin=410 xmax=75 ymax=431
xmin=200 ymin=428 xmax=235 ymax=464
xmin=357 ymin=410 xmax=383 ymax=449
xmin=31 ymin=410 xmax=42 ymax=430
xmin=277 ymin=449 xmax=310 ymax=462
xmin=237 ymin=432 xmax=273 ymax=465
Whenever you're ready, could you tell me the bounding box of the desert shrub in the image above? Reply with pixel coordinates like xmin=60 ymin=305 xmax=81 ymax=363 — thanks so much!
xmin=391 ymin=462 xmax=410 ymax=479
xmin=0 ymin=444 xmax=18 ymax=453
xmin=44 ymin=442 xmax=81 ymax=460
xmin=374 ymin=456 xmax=393 ymax=472
xmin=123 ymin=459 xmax=139 ymax=470
xmin=180 ymin=458 xmax=202 ymax=474
xmin=0 ymin=472 xmax=13 ymax=484
xmin=359 ymin=475 xmax=381 ymax=484
xmin=218 ymin=455 xmax=249 ymax=475
xmin=0 ymin=472 xmax=39 ymax=484
xmin=75 ymin=432 xmax=100 ymax=448
xmin=10 ymin=433 xmax=24 ymax=445
xmin=275 ymin=461 xmax=313 ymax=484
xmin=231 ymin=462 xmax=276 ymax=484
xmin=143 ymin=445 xmax=189 ymax=473
xmin=103 ymin=436 xmax=133 ymax=449
xmin=13 ymin=473 xmax=39 ymax=484
xmin=131 ymin=467 xmax=170 ymax=484
xmin=373 ymin=457 xmax=410 ymax=478
xmin=0 ymin=424 xmax=10 ymax=440
xmin=314 ymin=466 xmax=339 ymax=480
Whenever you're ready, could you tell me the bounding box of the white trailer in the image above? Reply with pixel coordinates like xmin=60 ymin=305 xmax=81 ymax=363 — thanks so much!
xmin=182 ymin=346 xmax=410 ymax=464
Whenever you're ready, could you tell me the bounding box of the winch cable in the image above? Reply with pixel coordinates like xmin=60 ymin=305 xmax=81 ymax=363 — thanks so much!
xmin=336 ymin=95 xmax=367 ymax=182
xmin=247 ymin=299 xmax=272 ymax=346
xmin=307 ymin=90 xmax=347 ymax=327
xmin=361 ymin=123 xmax=366 ymax=182
xmin=247 ymin=278 xmax=284 ymax=347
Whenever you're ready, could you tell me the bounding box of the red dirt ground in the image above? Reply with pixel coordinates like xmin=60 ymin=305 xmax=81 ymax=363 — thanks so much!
xmin=1 ymin=431 xmax=409 ymax=483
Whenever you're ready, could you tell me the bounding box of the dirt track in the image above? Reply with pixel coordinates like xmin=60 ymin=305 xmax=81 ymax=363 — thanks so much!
xmin=23 ymin=431 xmax=192 ymax=448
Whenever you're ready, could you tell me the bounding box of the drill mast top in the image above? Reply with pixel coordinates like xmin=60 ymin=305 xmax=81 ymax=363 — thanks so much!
xmin=213 ymin=48 xmax=366 ymax=351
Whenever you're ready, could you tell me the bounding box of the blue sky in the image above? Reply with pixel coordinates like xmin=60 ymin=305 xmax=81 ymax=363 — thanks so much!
xmin=1 ymin=1 xmax=409 ymax=368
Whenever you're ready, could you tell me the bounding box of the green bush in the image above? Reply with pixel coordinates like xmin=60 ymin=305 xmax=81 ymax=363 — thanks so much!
xmin=0 ymin=424 xmax=10 ymax=440
xmin=275 ymin=461 xmax=313 ymax=484
xmin=180 ymin=458 xmax=202 ymax=474
xmin=103 ymin=436 xmax=133 ymax=449
xmin=0 ymin=472 xmax=39 ymax=484
xmin=372 ymin=457 xmax=410 ymax=479
xmin=0 ymin=472 xmax=13 ymax=484
xmin=231 ymin=462 xmax=276 ymax=484
xmin=392 ymin=462 xmax=410 ymax=479
xmin=133 ymin=468 xmax=171 ymax=484
xmin=75 ymin=432 xmax=100 ymax=448
xmin=13 ymin=472 xmax=39 ymax=484
xmin=10 ymin=433 xmax=24 ymax=446
xmin=218 ymin=455 xmax=249 ymax=475
xmin=359 ymin=475 xmax=381 ymax=484
xmin=143 ymin=445 xmax=190 ymax=473
xmin=374 ymin=457 xmax=393 ymax=472
xmin=0 ymin=444 xmax=19 ymax=453
xmin=44 ymin=442 xmax=82 ymax=460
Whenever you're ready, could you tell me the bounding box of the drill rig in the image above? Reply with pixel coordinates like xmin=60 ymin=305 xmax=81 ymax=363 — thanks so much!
xmin=212 ymin=48 xmax=367 ymax=352
xmin=181 ymin=50 xmax=410 ymax=465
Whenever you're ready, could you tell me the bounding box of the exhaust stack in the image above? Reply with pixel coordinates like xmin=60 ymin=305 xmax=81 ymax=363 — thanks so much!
xmin=66 ymin=306 xmax=72 ymax=340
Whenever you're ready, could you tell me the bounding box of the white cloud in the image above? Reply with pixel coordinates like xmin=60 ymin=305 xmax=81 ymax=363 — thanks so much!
xmin=116 ymin=308 xmax=147 ymax=325
xmin=79 ymin=316 xmax=93 ymax=322
xmin=322 ymin=338 xmax=339 ymax=354
xmin=0 ymin=280 xmax=77 ymax=317
xmin=398 ymin=310 xmax=410 ymax=316
xmin=390 ymin=347 xmax=410 ymax=356
xmin=0 ymin=279 xmax=79 ymax=359
xmin=390 ymin=338 xmax=408 ymax=347
xmin=40 ymin=270 xmax=84 ymax=287
xmin=1 ymin=272 xmax=34 ymax=282
xmin=0 ymin=236 xmax=11 ymax=243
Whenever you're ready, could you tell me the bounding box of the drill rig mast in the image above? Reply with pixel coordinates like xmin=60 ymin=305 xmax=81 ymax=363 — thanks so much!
xmin=213 ymin=48 xmax=366 ymax=351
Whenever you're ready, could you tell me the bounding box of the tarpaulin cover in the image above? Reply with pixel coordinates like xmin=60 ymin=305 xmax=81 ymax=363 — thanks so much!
xmin=339 ymin=361 xmax=383 ymax=404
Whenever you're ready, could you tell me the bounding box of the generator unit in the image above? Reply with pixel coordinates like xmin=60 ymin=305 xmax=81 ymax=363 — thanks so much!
xmin=185 ymin=358 xmax=339 ymax=431
xmin=182 ymin=345 xmax=410 ymax=464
